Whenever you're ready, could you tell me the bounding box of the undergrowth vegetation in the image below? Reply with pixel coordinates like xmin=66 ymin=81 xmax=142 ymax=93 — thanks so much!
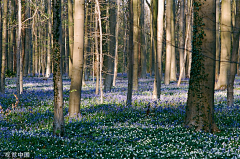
xmin=0 ymin=75 xmax=240 ymax=158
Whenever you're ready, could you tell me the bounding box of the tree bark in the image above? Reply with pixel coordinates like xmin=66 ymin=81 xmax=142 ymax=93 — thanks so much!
xmin=68 ymin=0 xmax=85 ymax=118
xmin=215 ymin=0 xmax=231 ymax=90
xmin=46 ymin=0 xmax=52 ymax=78
xmin=104 ymin=0 xmax=116 ymax=92
xmin=95 ymin=5 xmax=99 ymax=95
xmin=53 ymin=0 xmax=64 ymax=136
xmin=68 ymin=0 xmax=74 ymax=78
xmin=215 ymin=0 xmax=220 ymax=80
xmin=113 ymin=0 xmax=120 ymax=86
xmin=179 ymin=0 xmax=185 ymax=80
xmin=164 ymin=0 xmax=172 ymax=85
xmin=126 ymin=0 xmax=133 ymax=106
xmin=132 ymin=0 xmax=138 ymax=90
xmin=1 ymin=0 xmax=7 ymax=94
xmin=170 ymin=0 xmax=176 ymax=82
xmin=95 ymin=0 xmax=103 ymax=103
xmin=140 ymin=0 xmax=146 ymax=79
xmin=185 ymin=0 xmax=219 ymax=133
xmin=154 ymin=0 xmax=164 ymax=99
xmin=227 ymin=0 xmax=240 ymax=106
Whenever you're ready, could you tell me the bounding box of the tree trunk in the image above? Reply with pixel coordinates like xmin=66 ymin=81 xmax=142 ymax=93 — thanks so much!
xmin=140 ymin=0 xmax=146 ymax=79
xmin=24 ymin=1 xmax=30 ymax=76
xmin=68 ymin=0 xmax=85 ymax=118
xmin=179 ymin=0 xmax=185 ymax=80
xmin=215 ymin=0 xmax=220 ymax=80
xmin=227 ymin=0 xmax=240 ymax=106
xmin=53 ymin=0 xmax=64 ymax=136
xmin=46 ymin=0 xmax=52 ymax=78
xmin=95 ymin=6 xmax=99 ymax=95
xmin=113 ymin=0 xmax=120 ymax=86
xmin=215 ymin=0 xmax=231 ymax=90
xmin=185 ymin=0 xmax=219 ymax=133
xmin=132 ymin=0 xmax=138 ymax=90
xmin=186 ymin=0 xmax=192 ymax=78
xmin=153 ymin=0 xmax=164 ymax=99
xmin=170 ymin=0 xmax=176 ymax=81
xmin=0 ymin=4 xmax=1 ymax=90
xmin=1 ymin=0 xmax=7 ymax=94
xmin=164 ymin=0 xmax=172 ymax=85
xmin=126 ymin=0 xmax=133 ymax=106
xmin=68 ymin=0 xmax=74 ymax=78
xmin=104 ymin=0 xmax=116 ymax=92
xmin=95 ymin=0 xmax=103 ymax=103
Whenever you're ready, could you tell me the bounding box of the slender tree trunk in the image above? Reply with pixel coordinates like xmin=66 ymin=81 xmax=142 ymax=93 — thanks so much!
xmin=149 ymin=12 xmax=153 ymax=77
xmin=132 ymin=0 xmax=138 ymax=90
xmin=1 ymin=0 xmax=7 ymax=94
xmin=24 ymin=1 xmax=30 ymax=76
xmin=227 ymin=0 xmax=240 ymax=106
xmin=68 ymin=0 xmax=85 ymax=117
xmin=164 ymin=0 xmax=172 ymax=85
xmin=46 ymin=0 xmax=52 ymax=78
xmin=0 ymin=2 xmax=2 ymax=88
xmin=186 ymin=0 xmax=192 ymax=78
xmin=179 ymin=0 xmax=185 ymax=80
xmin=113 ymin=0 xmax=120 ymax=86
xmin=53 ymin=0 xmax=64 ymax=136
xmin=104 ymin=0 xmax=116 ymax=92
xmin=9 ymin=0 xmax=15 ymax=73
xmin=178 ymin=0 xmax=192 ymax=86
xmin=95 ymin=6 xmax=99 ymax=95
xmin=16 ymin=0 xmax=23 ymax=97
xmin=140 ymin=0 xmax=146 ymax=79
xmin=95 ymin=0 xmax=103 ymax=103
xmin=185 ymin=0 xmax=219 ymax=133
xmin=126 ymin=0 xmax=133 ymax=106
xmin=13 ymin=0 xmax=17 ymax=73
xmin=215 ymin=0 xmax=220 ymax=80
xmin=215 ymin=0 xmax=231 ymax=90
xmin=152 ymin=0 xmax=158 ymax=99
xmin=68 ymin=0 xmax=74 ymax=78
xmin=170 ymin=1 xmax=176 ymax=81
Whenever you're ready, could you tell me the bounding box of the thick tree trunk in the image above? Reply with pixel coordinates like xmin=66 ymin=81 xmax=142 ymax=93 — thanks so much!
xmin=68 ymin=0 xmax=85 ymax=118
xmin=215 ymin=0 xmax=231 ymax=90
xmin=185 ymin=0 xmax=219 ymax=133
xmin=53 ymin=0 xmax=64 ymax=136
xmin=227 ymin=0 xmax=240 ymax=106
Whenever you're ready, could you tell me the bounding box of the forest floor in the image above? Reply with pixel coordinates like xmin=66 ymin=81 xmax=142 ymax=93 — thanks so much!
xmin=0 ymin=74 xmax=240 ymax=158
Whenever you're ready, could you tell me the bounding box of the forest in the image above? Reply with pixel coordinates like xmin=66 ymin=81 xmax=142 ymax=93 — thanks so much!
xmin=0 ymin=0 xmax=240 ymax=158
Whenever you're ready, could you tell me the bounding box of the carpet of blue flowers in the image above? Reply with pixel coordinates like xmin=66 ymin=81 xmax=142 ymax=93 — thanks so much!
xmin=0 ymin=74 xmax=240 ymax=158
